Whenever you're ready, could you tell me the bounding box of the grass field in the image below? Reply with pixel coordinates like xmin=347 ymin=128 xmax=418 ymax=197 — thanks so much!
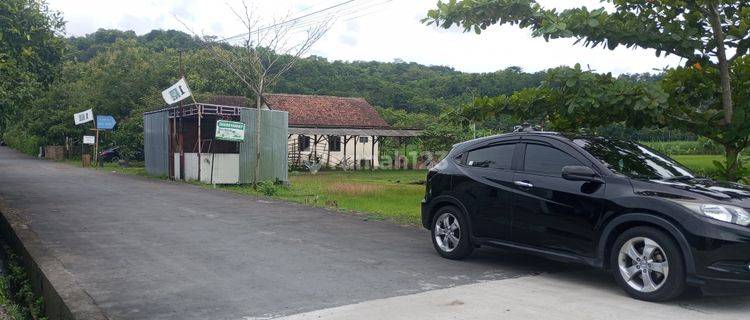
xmin=63 ymin=159 xmax=149 ymax=176
xmin=671 ymin=155 xmax=723 ymax=177
xmin=62 ymin=154 xmax=731 ymax=226
xmin=221 ymin=170 xmax=427 ymax=225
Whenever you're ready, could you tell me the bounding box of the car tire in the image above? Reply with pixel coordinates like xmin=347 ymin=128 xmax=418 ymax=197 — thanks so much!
xmin=610 ymin=226 xmax=686 ymax=302
xmin=431 ymin=206 xmax=473 ymax=260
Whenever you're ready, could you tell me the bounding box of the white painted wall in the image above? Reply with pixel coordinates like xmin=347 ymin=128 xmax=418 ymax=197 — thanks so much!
xmin=289 ymin=134 xmax=379 ymax=169
xmin=174 ymin=153 xmax=239 ymax=184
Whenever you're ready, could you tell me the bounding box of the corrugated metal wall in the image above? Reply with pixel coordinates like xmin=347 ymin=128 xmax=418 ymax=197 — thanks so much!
xmin=239 ymin=109 xmax=289 ymax=183
xmin=144 ymin=111 xmax=169 ymax=176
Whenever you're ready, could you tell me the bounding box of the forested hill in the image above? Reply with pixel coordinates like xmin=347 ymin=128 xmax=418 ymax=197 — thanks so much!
xmin=65 ymin=29 xmax=546 ymax=113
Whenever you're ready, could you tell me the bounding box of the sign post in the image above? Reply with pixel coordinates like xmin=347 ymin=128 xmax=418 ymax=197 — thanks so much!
xmin=83 ymin=136 xmax=95 ymax=145
xmin=162 ymin=77 xmax=199 ymax=180
xmin=211 ymin=120 xmax=246 ymax=185
xmin=74 ymin=108 xmax=95 ymax=166
xmin=215 ymin=120 xmax=246 ymax=142
xmin=96 ymin=115 xmax=116 ymax=130
xmin=93 ymin=115 xmax=117 ymax=166
xmin=73 ymin=109 xmax=94 ymax=125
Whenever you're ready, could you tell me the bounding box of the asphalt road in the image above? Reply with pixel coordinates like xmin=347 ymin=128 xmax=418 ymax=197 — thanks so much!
xmin=0 ymin=147 xmax=572 ymax=320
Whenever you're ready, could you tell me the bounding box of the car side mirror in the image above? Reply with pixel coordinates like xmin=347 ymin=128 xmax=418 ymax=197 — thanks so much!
xmin=562 ymin=166 xmax=603 ymax=183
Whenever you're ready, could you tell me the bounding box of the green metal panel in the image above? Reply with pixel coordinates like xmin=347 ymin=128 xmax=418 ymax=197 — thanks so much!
xmin=143 ymin=110 xmax=169 ymax=176
xmin=239 ymin=109 xmax=289 ymax=183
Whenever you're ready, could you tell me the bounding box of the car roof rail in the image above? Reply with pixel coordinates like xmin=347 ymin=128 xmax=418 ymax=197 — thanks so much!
xmin=513 ymin=122 xmax=541 ymax=133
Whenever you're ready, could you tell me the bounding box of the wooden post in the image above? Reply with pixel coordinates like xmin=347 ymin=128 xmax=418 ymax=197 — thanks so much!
xmin=342 ymin=135 xmax=352 ymax=171
xmin=210 ymin=139 xmax=216 ymax=186
xmin=298 ymin=135 xmax=303 ymax=166
xmin=326 ymin=135 xmax=331 ymax=169
xmin=313 ymin=135 xmax=318 ymax=162
xmin=197 ymin=104 xmax=202 ymax=182
xmin=353 ymin=136 xmax=358 ymax=170
xmin=370 ymin=135 xmax=376 ymax=170
xmin=95 ymin=128 xmax=99 ymax=165
xmin=178 ymin=51 xmax=185 ymax=180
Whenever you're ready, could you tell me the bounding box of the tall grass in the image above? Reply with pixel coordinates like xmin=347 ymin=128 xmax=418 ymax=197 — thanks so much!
xmin=641 ymin=140 xmax=725 ymax=155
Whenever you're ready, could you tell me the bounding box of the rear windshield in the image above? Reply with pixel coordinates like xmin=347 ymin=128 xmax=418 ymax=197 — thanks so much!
xmin=573 ymin=138 xmax=694 ymax=180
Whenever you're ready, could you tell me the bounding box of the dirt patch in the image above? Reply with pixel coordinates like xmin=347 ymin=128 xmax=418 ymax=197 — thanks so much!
xmin=327 ymin=183 xmax=384 ymax=195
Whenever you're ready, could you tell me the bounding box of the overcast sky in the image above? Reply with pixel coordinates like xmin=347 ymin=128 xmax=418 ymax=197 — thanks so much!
xmin=48 ymin=0 xmax=682 ymax=75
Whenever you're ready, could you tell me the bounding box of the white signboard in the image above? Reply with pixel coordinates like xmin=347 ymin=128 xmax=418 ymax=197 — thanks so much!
xmin=83 ymin=135 xmax=95 ymax=145
xmin=161 ymin=77 xmax=192 ymax=105
xmin=74 ymin=109 xmax=94 ymax=125
xmin=215 ymin=120 xmax=246 ymax=142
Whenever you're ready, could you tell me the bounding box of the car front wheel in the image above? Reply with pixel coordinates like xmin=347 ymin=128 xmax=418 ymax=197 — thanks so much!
xmin=431 ymin=206 xmax=473 ymax=260
xmin=610 ymin=226 xmax=686 ymax=301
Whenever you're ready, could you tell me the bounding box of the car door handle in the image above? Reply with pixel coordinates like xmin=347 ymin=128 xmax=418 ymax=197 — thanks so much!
xmin=514 ymin=180 xmax=533 ymax=188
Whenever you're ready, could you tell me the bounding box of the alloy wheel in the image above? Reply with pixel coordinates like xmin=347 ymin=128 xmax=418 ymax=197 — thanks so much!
xmin=617 ymin=237 xmax=670 ymax=293
xmin=434 ymin=212 xmax=460 ymax=252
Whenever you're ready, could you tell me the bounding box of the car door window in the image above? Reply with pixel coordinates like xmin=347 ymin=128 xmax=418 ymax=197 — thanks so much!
xmin=465 ymin=144 xmax=515 ymax=170
xmin=524 ymin=144 xmax=582 ymax=175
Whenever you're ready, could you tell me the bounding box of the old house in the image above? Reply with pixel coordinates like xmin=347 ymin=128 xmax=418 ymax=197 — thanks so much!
xmin=208 ymin=94 xmax=420 ymax=169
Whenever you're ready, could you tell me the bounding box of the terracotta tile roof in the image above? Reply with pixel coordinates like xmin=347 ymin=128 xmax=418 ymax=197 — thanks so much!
xmin=204 ymin=95 xmax=251 ymax=108
xmin=203 ymin=94 xmax=390 ymax=128
xmin=264 ymin=93 xmax=390 ymax=128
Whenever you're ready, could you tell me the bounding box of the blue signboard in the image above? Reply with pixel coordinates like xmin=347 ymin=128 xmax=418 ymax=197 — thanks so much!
xmin=96 ymin=115 xmax=116 ymax=130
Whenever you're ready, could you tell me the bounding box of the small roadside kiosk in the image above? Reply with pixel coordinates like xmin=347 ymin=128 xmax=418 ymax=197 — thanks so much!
xmin=143 ymin=102 xmax=289 ymax=184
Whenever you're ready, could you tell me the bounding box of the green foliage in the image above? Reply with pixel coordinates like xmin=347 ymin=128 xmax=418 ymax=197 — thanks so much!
xmin=426 ymin=0 xmax=750 ymax=181
xmin=425 ymin=0 xmax=750 ymax=65
xmin=0 ymin=0 xmax=65 ymax=132
xmin=257 ymin=180 xmax=283 ymax=196
xmin=466 ymin=65 xmax=667 ymax=132
xmin=712 ymin=157 xmax=750 ymax=181
xmin=376 ymin=107 xmax=435 ymax=129
xmin=659 ymin=55 xmax=750 ymax=180
xmin=2 ymin=127 xmax=41 ymax=155
xmin=0 ymin=244 xmax=47 ymax=320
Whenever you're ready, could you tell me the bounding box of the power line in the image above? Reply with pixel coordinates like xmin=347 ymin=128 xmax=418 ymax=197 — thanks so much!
xmin=220 ymin=0 xmax=393 ymax=44
xmin=217 ymin=0 xmax=359 ymax=43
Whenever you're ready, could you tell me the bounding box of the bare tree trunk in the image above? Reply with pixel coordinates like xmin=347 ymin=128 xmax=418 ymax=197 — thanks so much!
xmin=709 ymin=4 xmax=733 ymax=125
xmin=253 ymin=92 xmax=262 ymax=189
xmin=725 ymin=145 xmax=740 ymax=181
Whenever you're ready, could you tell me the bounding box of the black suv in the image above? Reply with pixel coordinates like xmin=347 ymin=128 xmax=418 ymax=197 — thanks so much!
xmin=422 ymin=131 xmax=750 ymax=301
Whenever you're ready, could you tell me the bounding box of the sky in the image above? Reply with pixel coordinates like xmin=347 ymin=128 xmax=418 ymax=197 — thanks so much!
xmin=47 ymin=0 xmax=683 ymax=75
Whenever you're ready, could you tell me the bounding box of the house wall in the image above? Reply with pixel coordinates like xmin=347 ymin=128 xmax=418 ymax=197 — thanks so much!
xmin=289 ymin=134 xmax=379 ymax=169
xmin=174 ymin=153 xmax=239 ymax=184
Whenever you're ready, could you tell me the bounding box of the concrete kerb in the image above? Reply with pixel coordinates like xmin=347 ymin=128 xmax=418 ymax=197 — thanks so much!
xmin=0 ymin=202 xmax=109 ymax=320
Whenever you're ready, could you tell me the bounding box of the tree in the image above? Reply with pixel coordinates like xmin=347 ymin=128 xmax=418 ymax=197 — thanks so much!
xmin=0 ymin=0 xmax=64 ymax=133
xmin=425 ymin=0 xmax=750 ymax=180
xmin=179 ymin=1 xmax=329 ymax=188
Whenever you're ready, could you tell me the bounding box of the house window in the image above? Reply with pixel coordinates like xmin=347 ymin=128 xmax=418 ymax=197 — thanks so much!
xmin=328 ymin=135 xmax=341 ymax=151
xmin=358 ymin=136 xmax=369 ymax=143
xmin=298 ymin=135 xmax=311 ymax=151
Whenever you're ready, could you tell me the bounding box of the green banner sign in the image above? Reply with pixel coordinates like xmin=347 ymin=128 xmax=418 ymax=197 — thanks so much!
xmin=215 ymin=120 xmax=246 ymax=142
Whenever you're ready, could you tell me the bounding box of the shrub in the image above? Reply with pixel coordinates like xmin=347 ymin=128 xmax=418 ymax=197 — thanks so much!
xmin=257 ymin=180 xmax=282 ymax=196
xmin=2 ymin=128 xmax=41 ymax=156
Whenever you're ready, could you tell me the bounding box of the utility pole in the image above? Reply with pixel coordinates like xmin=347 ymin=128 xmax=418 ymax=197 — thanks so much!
xmin=179 ymin=50 xmax=185 ymax=180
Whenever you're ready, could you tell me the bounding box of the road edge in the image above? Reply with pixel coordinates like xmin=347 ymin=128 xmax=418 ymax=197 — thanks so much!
xmin=0 ymin=204 xmax=109 ymax=320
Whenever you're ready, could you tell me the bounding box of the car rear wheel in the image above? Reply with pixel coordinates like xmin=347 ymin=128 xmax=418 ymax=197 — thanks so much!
xmin=431 ymin=206 xmax=473 ymax=260
xmin=610 ymin=226 xmax=686 ymax=301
